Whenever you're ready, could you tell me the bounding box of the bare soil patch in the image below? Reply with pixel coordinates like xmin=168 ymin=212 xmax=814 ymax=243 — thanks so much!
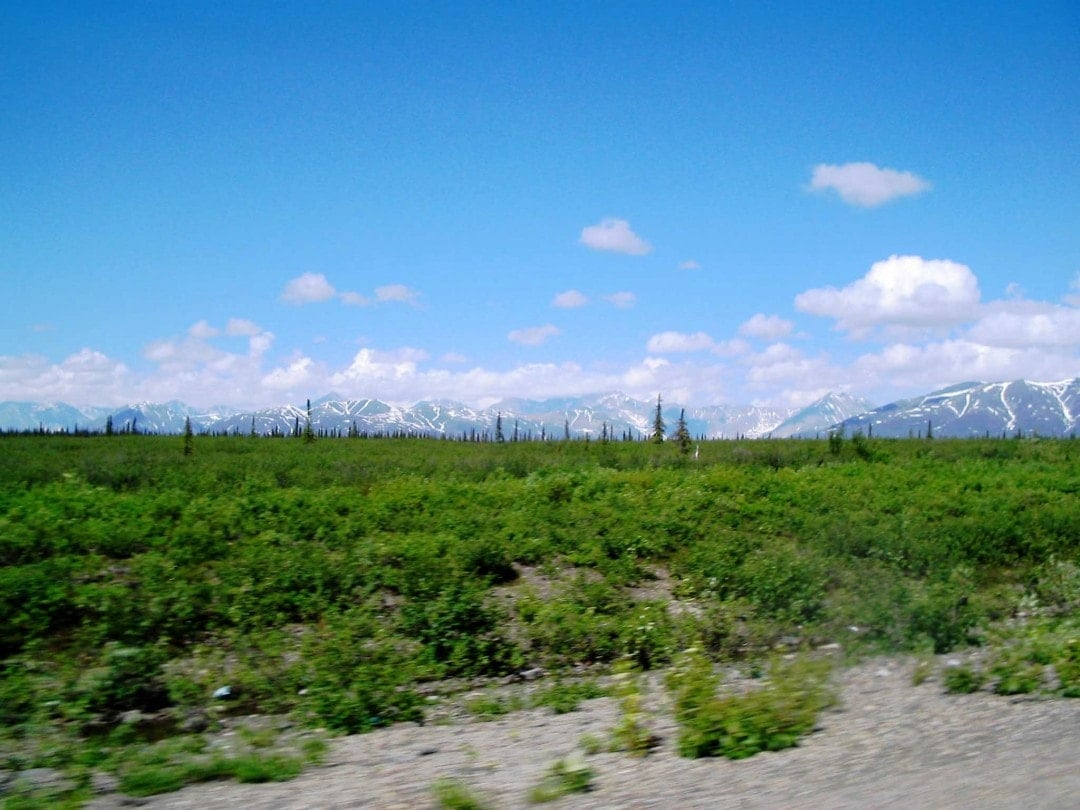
xmin=86 ymin=656 xmax=1080 ymax=809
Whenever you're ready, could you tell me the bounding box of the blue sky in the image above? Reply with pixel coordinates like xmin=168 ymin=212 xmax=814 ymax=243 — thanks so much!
xmin=3 ymin=1 xmax=1078 ymax=409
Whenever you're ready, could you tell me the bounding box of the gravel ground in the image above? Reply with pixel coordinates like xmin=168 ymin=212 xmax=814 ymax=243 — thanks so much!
xmin=87 ymin=656 xmax=1080 ymax=810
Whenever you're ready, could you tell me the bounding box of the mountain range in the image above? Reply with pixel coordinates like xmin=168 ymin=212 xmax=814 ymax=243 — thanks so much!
xmin=834 ymin=379 xmax=1079 ymax=439
xmin=1 ymin=378 xmax=1077 ymax=439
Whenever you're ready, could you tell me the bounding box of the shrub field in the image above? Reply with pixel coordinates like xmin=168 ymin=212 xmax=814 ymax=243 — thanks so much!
xmin=1 ymin=432 xmax=1077 ymax=803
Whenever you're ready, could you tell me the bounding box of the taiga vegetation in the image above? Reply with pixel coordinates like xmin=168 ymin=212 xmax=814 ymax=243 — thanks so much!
xmin=1 ymin=432 xmax=1077 ymax=804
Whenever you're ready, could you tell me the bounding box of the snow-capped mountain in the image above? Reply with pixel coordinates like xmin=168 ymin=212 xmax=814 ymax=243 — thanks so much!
xmin=0 ymin=393 xmax=793 ymax=439
xmin=2 ymin=379 xmax=1076 ymax=438
xmin=0 ymin=401 xmax=111 ymax=433
xmin=836 ymin=379 xmax=1079 ymax=438
xmin=770 ymin=393 xmax=877 ymax=438
xmin=0 ymin=400 xmax=230 ymax=434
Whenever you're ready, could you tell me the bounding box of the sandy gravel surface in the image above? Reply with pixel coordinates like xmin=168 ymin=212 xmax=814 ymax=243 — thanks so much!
xmin=88 ymin=657 xmax=1080 ymax=809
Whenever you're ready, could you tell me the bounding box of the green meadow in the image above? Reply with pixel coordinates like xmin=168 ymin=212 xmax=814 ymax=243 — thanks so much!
xmin=1 ymin=433 xmax=1078 ymax=803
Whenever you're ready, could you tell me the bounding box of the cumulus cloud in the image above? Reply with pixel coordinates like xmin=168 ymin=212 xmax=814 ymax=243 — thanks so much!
xmin=850 ymin=339 xmax=1077 ymax=395
xmin=678 ymin=260 xmax=701 ymax=270
xmin=809 ymin=162 xmax=931 ymax=207
xmin=508 ymin=324 xmax=561 ymax=346
xmin=966 ymin=300 xmax=1080 ymax=349
xmin=328 ymin=347 xmax=430 ymax=391
xmin=226 ymin=318 xmax=262 ymax=337
xmin=646 ymin=331 xmax=717 ymax=354
xmin=579 ymin=218 xmax=652 ymax=255
xmin=604 ymin=291 xmax=636 ymax=309
xmin=280 ymin=274 xmax=418 ymax=307
xmin=0 ymin=349 xmax=132 ymax=405
xmin=375 ymin=284 xmax=420 ymax=305
xmin=1066 ymin=273 xmax=1080 ymax=307
xmin=742 ymin=343 xmax=833 ymax=385
xmin=188 ymin=320 xmax=220 ymax=339
xmin=248 ymin=332 xmax=274 ymax=357
xmin=262 ymin=356 xmax=314 ymax=390
xmin=645 ymin=331 xmax=749 ymax=356
xmin=795 ymin=255 xmax=981 ymax=335
xmin=281 ymin=272 xmax=337 ymax=304
xmin=339 ymin=291 xmax=370 ymax=306
xmin=739 ymin=314 xmax=795 ymax=341
xmin=553 ymin=290 xmax=589 ymax=308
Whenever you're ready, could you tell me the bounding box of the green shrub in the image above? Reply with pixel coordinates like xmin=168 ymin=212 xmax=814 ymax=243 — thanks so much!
xmin=530 ymin=679 xmax=606 ymax=714
xmin=432 ymin=777 xmax=492 ymax=810
xmin=527 ymin=754 xmax=594 ymax=803
xmin=667 ymin=650 xmax=834 ymax=759
xmin=943 ymin=665 xmax=985 ymax=694
xmin=232 ymin=753 xmax=303 ymax=783
xmin=302 ymin=607 xmax=424 ymax=733
xmin=465 ymin=691 xmax=523 ymax=720
xmin=400 ymin=580 xmax=519 ymax=678
xmin=608 ymin=660 xmax=657 ymax=756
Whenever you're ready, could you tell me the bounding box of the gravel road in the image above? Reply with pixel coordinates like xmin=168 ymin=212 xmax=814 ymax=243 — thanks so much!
xmin=88 ymin=656 xmax=1080 ymax=809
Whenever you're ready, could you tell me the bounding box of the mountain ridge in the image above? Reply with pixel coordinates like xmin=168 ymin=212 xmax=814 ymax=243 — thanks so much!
xmin=2 ymin=378 xmax=1077 ymax=438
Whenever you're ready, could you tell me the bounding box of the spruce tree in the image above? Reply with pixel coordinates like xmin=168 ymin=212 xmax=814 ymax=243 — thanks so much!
xmin=495 ymin=412 xmax=505 ymax=443
xmin=183 ymin=416 xmax=194 ymax=456
xmin=674 ymin=408 xmax=692 ymax=454
xmin=651 ymin=394 xmax=665 ymax=443
xmin=303 ymin=399 xmax=315 ymax=444
xmin=105 ymin=414 xmax=114 ymax=437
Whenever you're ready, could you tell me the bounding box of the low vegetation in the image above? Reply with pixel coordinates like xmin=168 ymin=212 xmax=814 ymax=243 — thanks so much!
xmin=1 ymin=433 xmax=1077 ymax=804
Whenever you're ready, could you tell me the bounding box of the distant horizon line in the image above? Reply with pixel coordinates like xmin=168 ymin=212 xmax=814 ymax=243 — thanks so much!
xmin=4 ymin=375 xmax=1078 ymax=415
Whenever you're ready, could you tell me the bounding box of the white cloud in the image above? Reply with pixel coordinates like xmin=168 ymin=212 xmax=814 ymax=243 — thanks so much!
xmin=188 ymin=320 xmax=220 ymax=339
xmin=441 ymin=352 xmax=468 ymax=364
xmin=851 ymin=339 xmax=1077 ymax=395
xmin=226 ymin=318 xmax=262 ymax=337
xmin=0 ymin=349 xmax=132 ymax=405
xmin=248 ymin=331 xmax=274 ymax=357
xmin=739 ymin=313 xmax=794 ymax=341
xmin=795 ymin=255 xmax=981 ymax=335
xmin=646 ymin=331 xmax=749 ymax=356
xmin=339 ymin=291 xmax=370 ymax=306
xmin=508 ymin=324 xmax=561 ymax=346
xmin=579 ymin=218 xmax=652 ymax=255
xmin=280 ymin=276 xmax=418 ymax=307
xmin=328 ymin=347 xmax=430 ymax=392
xmin=742 ymin=343 xmax=836 ymax=386
xmin=678 ymin=260 xmax=701 ymax=270
xmin=1066 ymin=273 xmax=1080 ymax=307
xmin=553 ymin=290 xmax=589 ymax=308
xmin=604 ymin=291 xmax=636 ymax=309
xmin=646 ymin=331 xmax=716 ymax=354
xmin=262 ymin=356 xmax=314 ymax=390
xmin=966 ymin=300 xmax=1080 ymax=349
xmin=375 ymin=284 xmax=420 ymax=305
xmin=809 ymin=162 xmax=931 ymax=207
xmin=281 ymin=272 xmax=337 ymax=304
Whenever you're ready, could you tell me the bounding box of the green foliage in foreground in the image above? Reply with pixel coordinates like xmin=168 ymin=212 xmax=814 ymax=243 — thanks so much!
xmin=942 ymin=615 xmax=1080 ymax=697
xmin=432 ymin=777 xmax=493 ymax=810
xmin=527 ymin=754 xmax=594 ymax=803
xmin=667 ymin=651 xmax=836 ymax=759
xmin=0 ymin=434 xmax=1077 ymax=801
